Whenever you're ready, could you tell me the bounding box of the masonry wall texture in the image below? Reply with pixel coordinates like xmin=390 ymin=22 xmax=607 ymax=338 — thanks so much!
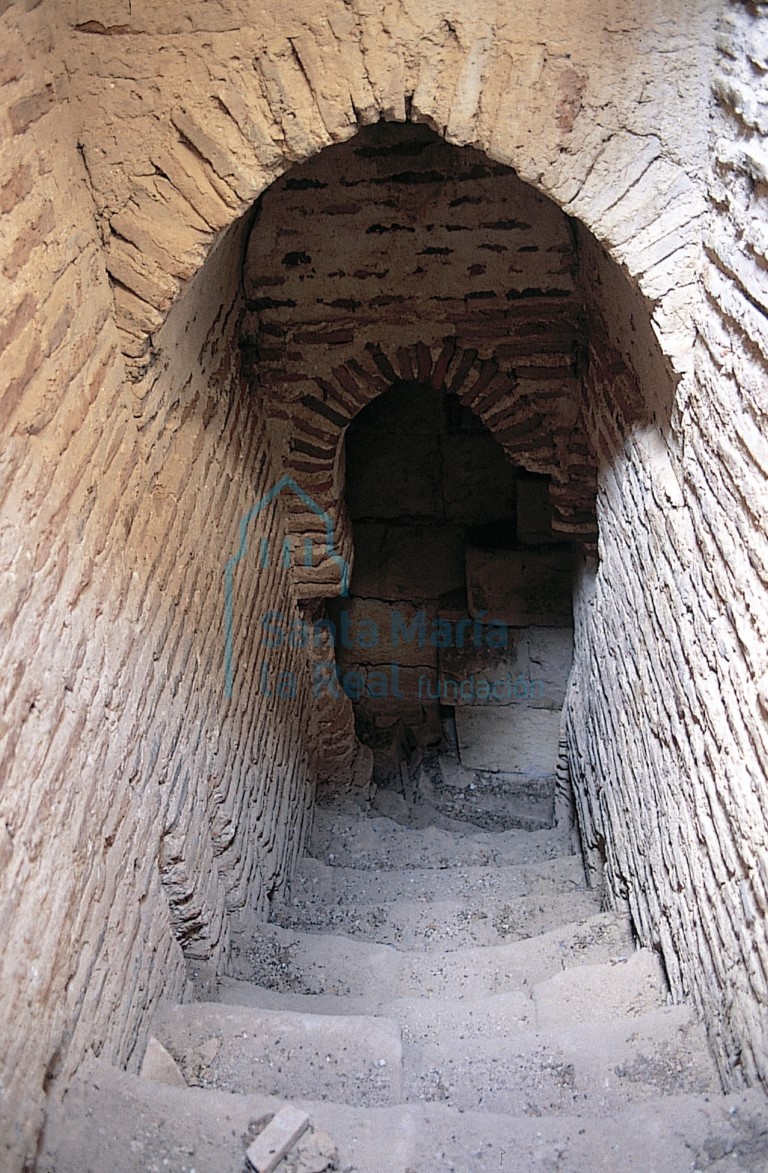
xmin=1 ymin=5 xmax=317 ymax=1165
xmin=241 ymin=123 xmax=596 ymax=782
xmin=241 ymin=124 xmax=597 ymax=533
xmin=1 ymin=0 xmax=767 ymax=1168
xmin=567 ymin=3 xmax=768 ymax=1090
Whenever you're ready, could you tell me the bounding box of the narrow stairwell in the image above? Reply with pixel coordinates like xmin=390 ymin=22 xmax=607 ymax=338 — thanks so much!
xmin=40 ymin=761 xmax=768 ymax=1172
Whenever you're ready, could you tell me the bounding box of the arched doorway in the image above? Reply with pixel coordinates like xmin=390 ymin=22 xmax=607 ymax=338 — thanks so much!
xmin=328 ymin=379 xmax=574 ymax=832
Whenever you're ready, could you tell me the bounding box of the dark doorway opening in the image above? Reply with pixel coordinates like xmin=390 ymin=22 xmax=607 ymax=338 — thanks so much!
xmin=328 ymin=381 xmax=574 ymax=828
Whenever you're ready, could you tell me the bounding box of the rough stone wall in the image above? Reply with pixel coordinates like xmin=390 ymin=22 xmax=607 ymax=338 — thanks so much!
xmin=0 ymin=6 xmax=148 ymax=1162
xmin=567 ymin=79 xmax=768 ymax=1087
xmin=688 ymin=0 xmax=768 ymax=1083
xmin=0 ymin=8 xmax=316 ymax=1167
xmin=120 ymin=218 xmax=319 ymax=952
xmin=566 ymin=228 xmax=693 ymax=930
xmin=9 ymin=0 xmax=768 ymax=1166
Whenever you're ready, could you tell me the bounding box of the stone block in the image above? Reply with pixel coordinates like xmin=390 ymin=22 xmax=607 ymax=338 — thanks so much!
xmin=138 ymin=1037 xmax=187 ymax=1088
xmin=466 ymin=543 xmax=573 ymax=626
xmin=437 ymin=626 xmax=528 ymax=707
xmin=441 ymin=432 xmax=517 ymax=525
xmin=516 ymin=475 xmax=554 ymax=542
xmin=346 ymin=430 xmax=442 ymax=520
xmin=456 ymin=706 xmax=562 ymax=775
xmin=245 ymin=1105 xmax=310 ymax=1173
xmin=332 ymin=598 xmax=439 ymax=669
xmin=526 ymin=626 xmax=574 ymax=708
xmin=352 ymin=523 xmax=466 ymax=601
xmin=351 ymin=666 xmax=442 ymax=741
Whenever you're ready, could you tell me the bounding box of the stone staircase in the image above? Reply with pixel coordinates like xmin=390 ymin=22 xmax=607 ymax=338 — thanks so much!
xmin=40 ymin=766 xmax=768 ymax=1172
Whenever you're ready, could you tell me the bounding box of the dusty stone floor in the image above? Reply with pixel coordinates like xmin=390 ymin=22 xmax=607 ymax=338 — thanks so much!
xmin=39 ymin=763 xmax=768 ymax=1171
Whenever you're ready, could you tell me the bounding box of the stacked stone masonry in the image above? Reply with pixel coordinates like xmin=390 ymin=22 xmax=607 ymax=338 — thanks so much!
xmin=1 ymin=0 xmax=767 ymax=1170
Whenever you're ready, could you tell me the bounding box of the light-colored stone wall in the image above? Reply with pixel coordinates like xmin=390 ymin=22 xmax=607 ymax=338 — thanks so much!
xmin=335 ymin=381 xmax=574 ymax=757
xmin=564 ymin=2 xmax=768 ymax=1089
xmin=0 ymin=6 xmax=145 ymax=1162
xmin=340 ymin=383 xmax=523 ymax=743
xmin=1 ymin=7 xmax=315 ymax=1166
xmin=6 ymin=0 xmax=768 ymax=1167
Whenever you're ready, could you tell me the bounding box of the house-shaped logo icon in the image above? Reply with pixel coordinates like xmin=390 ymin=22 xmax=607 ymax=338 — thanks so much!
xmin=224 ymin=475 xmax=349 ymax=698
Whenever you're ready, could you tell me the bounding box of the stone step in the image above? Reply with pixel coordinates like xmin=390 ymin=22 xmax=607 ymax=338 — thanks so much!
xmin=154 ymin=999 xmax=717 ymax=1116
xmin=425 ymin=788 xmax=553 ymax=832
xmin=531 ymin=946 xmax=668 ymax=1028
xmin=272 ymin=856 xmax=598 ymax=949
xmin=41 ymin=1058 xmax=768 ymax=1173
xmin=212 ymin=980 xmax=537 ymax=1038
xmin=290 ymin=853 xmax=586 ymax=906
xmin=370 ymin=780 xmax=555 ymax=833
xmin=152 ymin=1001 xmax=403 ymax=1108
xmin=228 ymin=912 xmax=636 ymax=1000
xmin=271 ymin=890 xmax=600 ymax=950
xmin=309 ymin=808 xmax=574 ymax=870
xmin=402 ymin=1005 xmax=720 ymax=1115
xmin=210 ymin=947 xmax=666 ymax=1040
xmin=427 ymin=756 xmax=557 ymax=832
xmin=365 ymin=786 xmax=556 ymax=834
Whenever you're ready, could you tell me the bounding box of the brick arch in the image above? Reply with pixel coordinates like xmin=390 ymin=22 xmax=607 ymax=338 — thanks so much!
xmin=71 ymin=5 xmax=701 ymax=796
xmin=72 ymin=9 xmax=704 ymax=383
xmin=281 ymin=336 xmax=596 ymax=603
xmin=281 ymin=335 xmax=597 ymax=792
